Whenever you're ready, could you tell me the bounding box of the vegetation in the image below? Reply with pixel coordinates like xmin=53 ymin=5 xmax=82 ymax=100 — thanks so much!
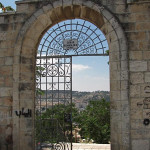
xmin=35 ymin=103 xmax=79 ymax=143
xmin=35 ymin=98 xmax=110 ymax=144
xmin=36 ymin=66 xmax=45 ymax=96
xmin=77 ymin=99 xmax=110 ymax=144
xmin=0 ymin=2 xmax=14 ymax=12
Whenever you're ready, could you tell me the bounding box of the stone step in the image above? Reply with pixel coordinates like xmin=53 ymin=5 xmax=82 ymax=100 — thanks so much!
xmin=72 ymin=143 xmax=110 ymax=150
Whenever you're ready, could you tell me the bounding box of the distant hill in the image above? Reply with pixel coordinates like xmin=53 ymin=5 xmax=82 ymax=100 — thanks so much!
xmin=39 ymin=90 xmax=110 ymax=110
xmin=72 ymin=91 xmax=110 ymax=110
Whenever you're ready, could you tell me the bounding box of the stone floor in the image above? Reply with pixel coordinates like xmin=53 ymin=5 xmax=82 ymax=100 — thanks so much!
xmin=72 ymin=143 xmax=110 ymax=150
xmin=40 ymin=143 xmax=110 ymax=150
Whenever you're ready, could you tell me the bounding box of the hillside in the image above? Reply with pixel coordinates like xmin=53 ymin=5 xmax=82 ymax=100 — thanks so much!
xmin=39 ymin=90 xmax=110 ymax=110
xmin=72 ymin=91 xmax=110 ymax=110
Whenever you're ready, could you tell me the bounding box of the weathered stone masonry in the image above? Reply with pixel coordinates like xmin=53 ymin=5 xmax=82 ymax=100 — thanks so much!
xmin=0 ymin=0 xmax=150 ymax=150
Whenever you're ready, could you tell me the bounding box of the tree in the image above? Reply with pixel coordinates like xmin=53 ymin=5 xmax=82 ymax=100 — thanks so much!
xmin=35 ymin=103 xmax=79 ymax=143
xmin=0 ymin=2 xmax=14 ymax=12
xmin=77 ymin=99 xmax=110 ymax=144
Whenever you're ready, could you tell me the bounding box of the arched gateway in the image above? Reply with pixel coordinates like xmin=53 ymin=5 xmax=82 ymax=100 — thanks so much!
xmin=13 ymin=1 xmax=129 ymax=149
xmin=35 ymin=18 xmax=109 ymax=149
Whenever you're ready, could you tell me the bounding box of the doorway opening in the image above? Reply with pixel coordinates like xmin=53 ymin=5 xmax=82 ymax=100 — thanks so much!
xmin=35 ymin=18 xmax=109 ymax=150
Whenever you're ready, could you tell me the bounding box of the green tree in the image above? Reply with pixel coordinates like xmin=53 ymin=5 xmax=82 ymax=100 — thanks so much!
xmin=0 ymin=2 xmax=14 ymax=12
xmin=35 ymin=103 xmax=79 ymax=143
xmin=77 ymin=99 xmax=110 ymax=144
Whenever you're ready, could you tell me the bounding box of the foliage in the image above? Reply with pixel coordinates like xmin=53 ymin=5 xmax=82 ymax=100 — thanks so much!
xmin=5 ymin=6 xmax=14 ymax=11
xmin=35 ymin=103 xmax=79 ymax=143
xmin=105 ymin=50 xmax=109 ymax=55
xmin=36 ymin=66 xmax=45 ymax=96
xmin=77 ymin=99 xmax=110 ymax=144
xmin=0 ymin=3 xmax=14 ymax=12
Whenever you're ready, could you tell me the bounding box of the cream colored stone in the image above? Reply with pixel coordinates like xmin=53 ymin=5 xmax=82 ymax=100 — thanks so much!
xmin=145 ymin=72 xmax=150 ymax=82
xmin=130 ymin=61 xmax=147 ymax=72
xmin=132 ymin=140 xmax=149 ymax=150
xmin=130 ymin=72 xmax=144 ymax=84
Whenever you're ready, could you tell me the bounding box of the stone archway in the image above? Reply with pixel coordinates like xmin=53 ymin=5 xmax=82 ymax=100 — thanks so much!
xmin=13 ymin=0 xmax=128 ymax=150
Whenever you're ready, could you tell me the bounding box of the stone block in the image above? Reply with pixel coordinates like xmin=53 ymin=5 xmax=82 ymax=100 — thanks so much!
xmin=110 ymin=61 xmax=120 ymax=71
xmin=129 ymin=51 xmax=142 ymax=60
xmin=23 ymin=37 xmax=36 ymax=49
xmin=130 ymin=85 xmax=140 ymax=97
xmin=53 ymin=0 xmax=63 ymax=8
xmin=20 ymin=90 xmax=34 ymax=100
xmin=121 ymin=61 xmax=128 ymax=71
xmin=121 ymin=71 xmax=128 ymax=80
xmin=42 ymin=4 xmax=53 ymax=13
xmin=121 ymin=50 xmax=128 ymax=61
xmin=136 ymin=22 xmax=150 ymax=31
xmin=143 ymin=51 xmax=150 ymax=60
xmin=0 ymin=57 xmax=5 ymax=66
xmin=109 ymin=40 xmax=119 ymax=53
xmin=109 ymin=17 xmax=120 ymax=29
xmin=139 ymin=41 xmax=150 ymax=51
xmin=148 ymin=61 xmax=150 ymax=71
xmin=73 ymin=5 xmax=81 ymax=18
xmin=20 ymin=72 xmax=33 ymax=82
xmin=110 ymin=91 xmax=121 ymax=101
xmin=0 ymin=32 xmax=6 ymax=40
xmin=0 ymin=16 xmax=4 ymax=24
xmin=101 ymin=23 xmax=114 ymax=36
xmin=109 ymin=51 xmax=120 ymax=62
xmin=131 ymin=119 xmax=143 ymax=129
xmin=107 ymin=31 xmax=118 ymax=43
xmin=130 ymin=61 xmax=147 ymax=72
xmin=130 ymin=72 xmax=144 ymax=84
xmin=127 ymin=32 xmax=146 ymax=41
xmin=131 ymin=109 xmax=143 ymax=120
xmin=5 ymin=76 xmax=13 ymax=87
xmin=130 ymin=98 xmax=143 ymax=110
xmin=121 ymin=91 xmax=128 ymax=100
xmin=140 ymin=84 xmax=150 ymax=97
xmin=121 ymin=81 xmax=129 ymax=90
xmin=73 ymin=0 xmax=83 ymax=5
xmin=110 ymin=70 xmax=121 ymax=81
xmin=110 ymin=101 xmax=122 ymax=111
xmin=132 ymin=140 xmax=149 ymax=150
xmin=145 ymin=72 xmax=150 ymax=82
xmin=0 ymin=66 xmax=13 ymax=76
xmin=63 ymin=0 xmax=73 ymax=6
xmin=123 ymin=22 xmax=135 ymax=32
xmin=135 ymin=13 xmax=149 ymax=22
xmin=38 ymin=13 xmax=52 ymax=28
xmin=34 ymin=8 xmax=44 ymax=18
xmin=16 ymin=3 xmax=29 ymax=13
xmin=128 ymin=41 xmax=139 ymax=51
xmin=110 ymin=80 xmax=121 ymax=90
xmin=0 ymin=87 xmax=12 ymax=97
xmin=5 ymin=57 xmax=13 ymax=66
xmin=63 ymin=6 xmax=73 ymax=19
xmin=20 ymin=64 xmax=33 ymax=74
xmin=0 ymin=77 xmax=4 ymax=86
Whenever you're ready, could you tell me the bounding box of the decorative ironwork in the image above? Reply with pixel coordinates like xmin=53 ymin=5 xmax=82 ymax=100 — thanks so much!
xmin=38 ymin=19 xmax=108 ymax=57
xmin=36 ymin=57 xmax=72 ymax=150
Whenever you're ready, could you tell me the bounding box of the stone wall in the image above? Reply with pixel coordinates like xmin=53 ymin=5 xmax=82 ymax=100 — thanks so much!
xmin=0 ymin=0 xmax=150 ymax=150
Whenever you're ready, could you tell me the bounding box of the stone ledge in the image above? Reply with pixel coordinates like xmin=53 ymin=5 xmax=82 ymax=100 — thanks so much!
xmin=72 ymin=143 xmax=110 ymax=150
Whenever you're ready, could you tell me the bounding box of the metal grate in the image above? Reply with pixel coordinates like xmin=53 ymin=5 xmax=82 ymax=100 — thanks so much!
xmin=36 ymin=56 xmax=72 ymax=150
xmin=37 ymin=19 xmax=108 ymax=57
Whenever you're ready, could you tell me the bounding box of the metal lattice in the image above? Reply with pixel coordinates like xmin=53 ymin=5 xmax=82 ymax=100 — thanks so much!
xmin=37 ymin=19 xmax=108 ymax=57
xmin=36 ymin=57 xmax=72 ymax=150
xmin=36 ymin=19 xmax=108 ymax=150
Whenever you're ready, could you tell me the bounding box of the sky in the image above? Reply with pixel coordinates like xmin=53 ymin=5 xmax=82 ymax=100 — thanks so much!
xmin=1 ymin=0 xmax=110 ymax=92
